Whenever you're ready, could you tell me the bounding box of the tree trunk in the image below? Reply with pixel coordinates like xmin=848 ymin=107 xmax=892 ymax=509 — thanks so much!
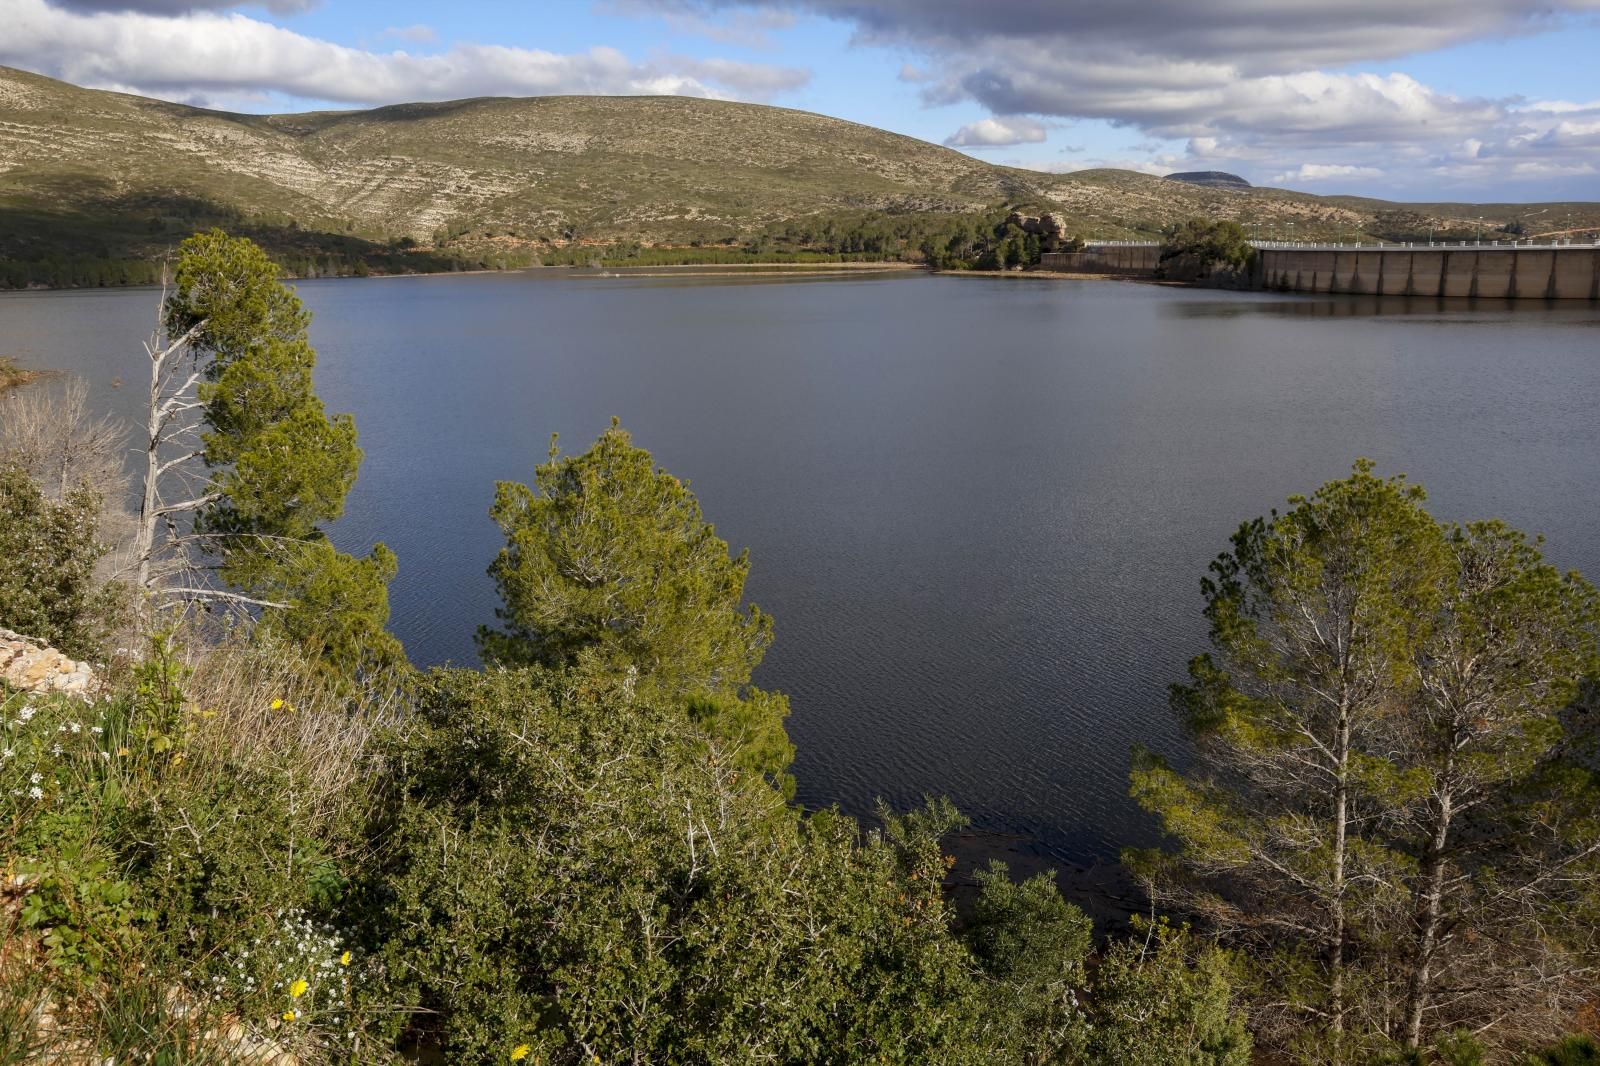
xmin=1330 ymin=706 xmax=1351 ymax=1038
xmin=1403 ymin=784 xmax=1455 ymax=1049
xmin=133 ymin=339 xmax=163 ymax=604
xmin=1331 ymin=769 xmax=1347 ymax=1036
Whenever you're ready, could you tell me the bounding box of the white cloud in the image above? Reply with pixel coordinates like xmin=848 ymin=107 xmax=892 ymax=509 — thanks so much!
xmin=48 ymin=0 xmax=316 ymax=12
xmin=649 ymin=0 xmax=1600 ymax=194
xmin=943 ymin=115 xmax=1047 ymax=147
xmin=1270 ymin=163 xmax=1385 ymax=183
xmin=4 ymin=0 xmax=810 ymax=107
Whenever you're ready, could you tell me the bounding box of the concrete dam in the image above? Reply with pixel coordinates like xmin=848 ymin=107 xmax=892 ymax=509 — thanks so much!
xmin=1040 ymin=242 xmax=1600 ymax=300
xmin=1039 ymin=243 xmax=1162 ymax=274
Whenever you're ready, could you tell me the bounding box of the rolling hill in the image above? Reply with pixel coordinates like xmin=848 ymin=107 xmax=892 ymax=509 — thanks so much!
xmin=1 ymin=64 xmax=1596 ymax=284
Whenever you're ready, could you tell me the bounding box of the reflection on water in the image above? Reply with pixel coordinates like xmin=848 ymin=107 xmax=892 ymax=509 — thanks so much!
xmin=1164 ymin=293 xmax=1600 ymax=320
xmin=4 ymin=273 xmax=1598 ymax=862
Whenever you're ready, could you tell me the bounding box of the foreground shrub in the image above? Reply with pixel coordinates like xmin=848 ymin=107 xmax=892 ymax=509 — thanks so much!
xmin=1530 ymin=1036 xmax=1600 ymax=1065
xmin=0 ymin=460 xmax=118 ymax=659
xmin=1085 ymin=918 xmax=1252 ymax=1066
xmin=369 ymin=665 xmax=989 ymax=1063
xmin=0 ymin=633 xmax=399 ymax=1062
xmin=478 ymin=421 xmax=794 ymax=795
xmin=3 ymin=632 xmax=1253 ymax=1064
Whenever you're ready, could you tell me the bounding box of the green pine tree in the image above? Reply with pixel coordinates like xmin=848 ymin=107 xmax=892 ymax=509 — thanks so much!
xmin=479 ymin=420 xmax=791 ymax=787
xmin=139 ymin=229 xmax=404 ymax=683
xmin=1132 ymin=460 xmax=1600 ymax=1057
xmin=1130 ymin=460 xmax=1451 ymax=1049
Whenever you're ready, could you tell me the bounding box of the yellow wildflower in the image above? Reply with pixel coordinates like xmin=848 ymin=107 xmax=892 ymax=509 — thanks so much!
xmin=339 ymin=950 xmax=352 ymax=966
xmin=281 ymin=1010 xmax=297 ymax=1021
xmin=289 ymin=978 xmax=308 ymax=998
xmin=510 ymin=1046 xmax=531 ymax=1062
xmin=270 ymin=698 xmax=284 ymax=710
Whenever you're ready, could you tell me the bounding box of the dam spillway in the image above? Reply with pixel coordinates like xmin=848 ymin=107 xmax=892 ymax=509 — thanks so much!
xmin=1040 ymin=242 xmax=1600 ymax=300
xmin=1256 ymin=244 xmax=1599 ymax=300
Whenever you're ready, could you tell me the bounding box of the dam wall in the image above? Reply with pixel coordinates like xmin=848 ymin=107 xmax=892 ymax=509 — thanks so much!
xmin=1040 ymin=244 xmax=1161 ymax=274
xmin=1257 ymin=245 xmax=1600 ymax=300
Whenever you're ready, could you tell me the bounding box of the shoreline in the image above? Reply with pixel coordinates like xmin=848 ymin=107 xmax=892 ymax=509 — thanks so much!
xmin=942 ymin=828 xmax=1148 ymax=939
xmin=939 ymin=268 xmax=1177 ymax=284
xmin=0 ymin=361 xmax=45 ymax=396
xmin=575 ymin=263 xmax=919 ymax=279
xmin=2 ymin=260 xmax=924 ymax=294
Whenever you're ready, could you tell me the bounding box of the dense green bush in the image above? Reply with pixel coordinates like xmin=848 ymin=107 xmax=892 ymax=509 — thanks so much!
xmin=0 ymin=635 xmax=392 ymax=1061
xmin=367 ymin=665 xmax=987 ymax=1063
xmin=481 ymin=420 xmax=794 ymax=794
xmin=1 ymin=644 xmax=1256 ymax=1063
xmin=1158 ymin=218 xmax=1255 ymax=278
xmin=1529 ymin=1036 xmax=1600 ymax=1065
xmin=0 ymin=460 xmax=118 ymax=658
xmin=1084 ymin=918 xmax=1252 ymax=1066
xmin=964 ymin=859 xmax=1094 ymax=1063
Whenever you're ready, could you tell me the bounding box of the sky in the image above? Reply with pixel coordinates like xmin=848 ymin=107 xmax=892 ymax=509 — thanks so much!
xmin=5 ymin=0 xmax=1600 ymax=201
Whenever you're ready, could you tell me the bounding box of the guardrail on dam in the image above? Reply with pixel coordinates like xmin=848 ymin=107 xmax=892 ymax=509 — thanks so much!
xmin=1040 ymin=241 xmax=1600 ymax=300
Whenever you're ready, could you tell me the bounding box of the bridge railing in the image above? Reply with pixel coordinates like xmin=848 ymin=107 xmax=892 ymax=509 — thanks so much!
xmin=1249 ymin=239 xmax=1600 ymax=251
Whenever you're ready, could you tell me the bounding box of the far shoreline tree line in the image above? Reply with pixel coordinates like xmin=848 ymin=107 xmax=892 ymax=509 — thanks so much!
xmin=1 ymin=230 xmax=1598 ymax=1064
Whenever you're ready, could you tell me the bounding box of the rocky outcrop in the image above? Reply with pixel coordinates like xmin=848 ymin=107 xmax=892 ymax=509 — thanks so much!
xmin=1005 ymin=210 xmax=1076 ymax=251
xmin=0 ymin=628 xmax=97 ymax=695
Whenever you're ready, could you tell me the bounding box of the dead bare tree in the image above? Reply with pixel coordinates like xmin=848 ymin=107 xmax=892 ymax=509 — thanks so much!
xmin=131 ymin=277 xmax=287 ymax=624
xmin=1 ymin=373 xmax=139 ymax=595
xmin=0 ymin=375 xmax=126 ymax=502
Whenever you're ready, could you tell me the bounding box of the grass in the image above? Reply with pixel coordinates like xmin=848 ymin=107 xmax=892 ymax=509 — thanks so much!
xmin=0 ymin=357 xmax=39 ymax=394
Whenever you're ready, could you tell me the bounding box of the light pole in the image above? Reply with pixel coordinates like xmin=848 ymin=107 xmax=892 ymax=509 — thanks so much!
xmin=1476 ymin=216 xmax=1483 ymax=245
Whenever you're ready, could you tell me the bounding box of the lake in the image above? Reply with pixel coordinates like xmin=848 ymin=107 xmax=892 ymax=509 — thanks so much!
xmin=4 ymin=271 xmax=1599 ymax=862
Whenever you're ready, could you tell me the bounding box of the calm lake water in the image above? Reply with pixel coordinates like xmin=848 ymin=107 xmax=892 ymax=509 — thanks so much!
xmin=4 ymin=271 xmax=1599 ymax=861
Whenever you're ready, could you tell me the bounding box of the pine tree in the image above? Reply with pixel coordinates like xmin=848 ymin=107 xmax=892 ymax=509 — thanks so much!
xmin=135 ymin=229 xmax=403 ymax=681
xmin=1133 ymin=461 xmax=1600 ymax=1056
xmin=1130 ymin=460 xmax=1451 ymax=1048
xmin=479 ymin=420 xmax=790 ymax=785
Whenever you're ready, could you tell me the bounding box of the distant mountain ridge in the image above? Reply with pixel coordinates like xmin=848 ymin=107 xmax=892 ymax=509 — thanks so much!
xmin=1 ymin=64 xmax=1596 ymax=283
xmin=1166 ymin=171 xmax=1252 ymax=190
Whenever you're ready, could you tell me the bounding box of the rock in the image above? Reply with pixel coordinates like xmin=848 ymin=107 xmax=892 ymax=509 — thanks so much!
xmin=1004 ymin=210 xmax=1075 ymax=251
xmin=0 ymin=628 xmax=98 ymax=697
